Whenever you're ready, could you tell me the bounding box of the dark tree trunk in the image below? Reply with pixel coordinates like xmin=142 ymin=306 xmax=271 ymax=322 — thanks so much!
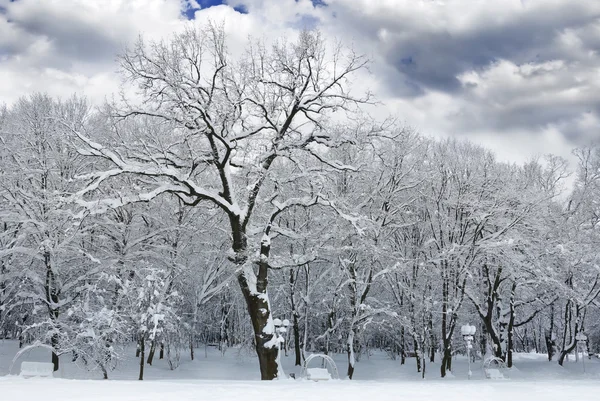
xmin=190 ymin=336 xmax=194 ymax=361
xmin=51 ymin=334 xmax=59 ymax=372
xmin=428 ymin=313 xmax=435 ymax=363
xmin=480 ymin=321 xmax=488 ymax=357
xmin=239 ymin=276 xmax=279 ymax=380
xmin=440 ymin=270 xmax=450 ymax=378
xmin=147 ymin=340 xmax=156 ymax=365
xmin=414 ymin=336 xmax=422 ymax=373
xmin=421 ymin=337 xmax=427 ymax=379
xmin=558 ymin=302 xmax=582 ymax=366
xmin=347 ymin=361 xmax=355 ymax=379
xmin=293 ymin=311 xmax=302 ymax=366
xmin=290 ymin=268 xmax=302 ymax=366
xmin=235 ymin=224 xmax=278 ymax=380
xmin=546 ymin=302 xmax=556 ymax=361
xmin=45 ymin=251 xmax=60 ymax=372
xmin=507 ymin=283 xmax=516 ymax=368
xmin=440 ymin=344 xmax=452 ymax=377
xmin=138 ymin=337 xmax=145 ymax=380
xmin=400 ymin=326 xmax=406 ymax=365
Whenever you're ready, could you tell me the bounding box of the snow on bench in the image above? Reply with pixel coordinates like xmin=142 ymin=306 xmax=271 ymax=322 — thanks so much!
xmin=20 ymin=362 xmax=54 ymax=378
xmin=306 ymin=368 xmax=331 ymax=381
xmin=485 ymin=368 xmax=504 ymax=379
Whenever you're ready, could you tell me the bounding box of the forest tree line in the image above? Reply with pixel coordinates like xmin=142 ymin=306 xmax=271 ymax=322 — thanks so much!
xmin=1 ymin=26 xmax=599 ymax=380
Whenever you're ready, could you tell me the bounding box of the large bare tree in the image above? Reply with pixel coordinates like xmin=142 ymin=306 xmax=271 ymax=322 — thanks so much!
xmin=68 ymin=25 xmax=369 ymax=379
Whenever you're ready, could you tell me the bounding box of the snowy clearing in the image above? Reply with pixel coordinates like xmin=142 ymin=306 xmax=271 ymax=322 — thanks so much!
xmin=2 ymin=340 xmax=600 ymax=400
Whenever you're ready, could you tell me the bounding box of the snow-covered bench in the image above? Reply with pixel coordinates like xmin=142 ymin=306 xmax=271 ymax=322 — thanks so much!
xmin=306 ymin=368 xmax=331 ymax=381
xmin=20 ymin=362 xmax=54 ymax=378
xmin=485 ymin=368 xmax=504 ymax=379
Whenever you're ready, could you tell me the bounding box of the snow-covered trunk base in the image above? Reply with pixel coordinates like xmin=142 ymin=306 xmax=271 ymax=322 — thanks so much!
xmin=228 ymin=212 xmax=281 ymax=379
xmin=51 ymin=333 xmax=59 ymax=372
xmin=234 ymin=227 xmax=279 ymax=380
xmin=347 ymin=330 xmax=356 ymax=380
xmin=237 ymin=274 xmax=278 ymax=380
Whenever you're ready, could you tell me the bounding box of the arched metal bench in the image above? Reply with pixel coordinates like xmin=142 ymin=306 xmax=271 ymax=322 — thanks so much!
xmin=483 ymin=356 xmax=507 ymax=379
xmin=301 ymin=354 xmax=340 ymax=381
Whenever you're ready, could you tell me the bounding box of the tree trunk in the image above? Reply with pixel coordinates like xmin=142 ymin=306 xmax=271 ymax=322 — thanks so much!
xmin=558 ymin=303 xmax=581 ymax=366
xmin=226 ymin=207 xmax=282 ymax=380
xmin=189 ymin=335 xmax=194 ymax=361
xmin=507 ymin=284 xmax=516 ymax=368
xmin=45 ymin=250 xmax=60 ymax=372
xmin=290 ymin=268 xmax=302 ymax=366
xmin=138 ymin=337 xmax=145 ymax=380
xmin=219 ymin=294 xmax=229 ymax=355
xmin=400 ymin=326 xmax=406 ymax=365
xmin=238 ymin=279 xmax=279 ymax=380
xmin=235 ymin=228 xmax=278 ymax=380
xmin=440 ymin=271 xmax=451 ymax=377
xmin=51 ymin=333 xmax=59 ymax=372
xmin=302 ymin=264 xmax=310 ymax=362
xmin=428 ymin=313 xmax=435 ymax=363
xmin=147 ymin=340 xmax=156 ymax=365
xmin=292 ymin=309 xmax=302 ymax=366
xmin=546 ymin=302 xmax=556 ymax=361
xmin=414 ymin=335 xmax=422 ymax=373
xmin=347 ymin=329 xmax=356 ymax=379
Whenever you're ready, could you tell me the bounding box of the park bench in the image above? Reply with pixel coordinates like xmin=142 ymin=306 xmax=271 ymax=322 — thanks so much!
xmin=485 ymin=368 xmax=505 ymax=379
xmin=306 ymin=367 xmax=331 ymax=381
xmin=20 ymin=361 xmax=54 ymax=378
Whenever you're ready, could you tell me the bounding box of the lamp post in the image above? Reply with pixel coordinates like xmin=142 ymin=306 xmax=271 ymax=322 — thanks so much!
xmin=461 ymin=324 xmax=477 ymax=379
xmin=273 ymin=318 xmax=290 ymax=378
xmin=575 ymin=332 xmax=587 ymax=373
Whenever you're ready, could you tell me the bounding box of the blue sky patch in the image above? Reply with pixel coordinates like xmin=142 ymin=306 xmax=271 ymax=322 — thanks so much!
xmin=182 ymin=1 xmax=247 ymax=19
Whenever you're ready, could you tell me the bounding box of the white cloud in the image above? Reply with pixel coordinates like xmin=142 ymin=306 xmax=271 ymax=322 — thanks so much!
xmin=0 ymin=0 xmax=597 ymax=167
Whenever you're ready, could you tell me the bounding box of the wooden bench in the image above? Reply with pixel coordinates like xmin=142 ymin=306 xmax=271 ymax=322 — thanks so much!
xmin=20 ymin=362 xmax=54 ymax=378
xmin=306 ymin=368 xmax=331 ymax=381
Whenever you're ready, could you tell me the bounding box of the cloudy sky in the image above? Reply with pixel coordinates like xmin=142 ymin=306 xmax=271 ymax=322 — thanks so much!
xmin=1 ymin=0 xmax=599 ymax=164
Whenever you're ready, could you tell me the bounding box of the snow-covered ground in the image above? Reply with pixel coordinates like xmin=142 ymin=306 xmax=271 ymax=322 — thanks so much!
xmin=3 ymin=378 xmax=600 ymax=401
xmin=2 ymin=340 xmax=600 ymax=400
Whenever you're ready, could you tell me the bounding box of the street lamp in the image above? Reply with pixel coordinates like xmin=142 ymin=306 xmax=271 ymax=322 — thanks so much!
xmin=575 ymin=332 xmax=588 ymax=373
xmin=273 ymin=318 xmax=290 ymax=378
xmin=461 ymin=324 xmax=477 ymax=379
